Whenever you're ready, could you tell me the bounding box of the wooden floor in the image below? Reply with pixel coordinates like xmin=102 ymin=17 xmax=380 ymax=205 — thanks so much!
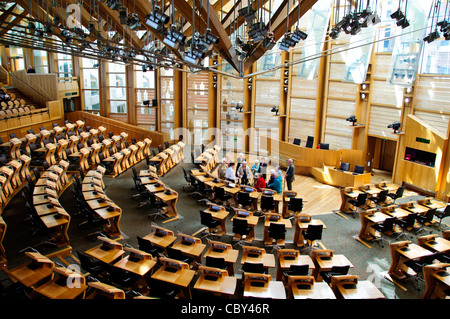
xmin=209 ymin=153 xmax=412 ymax=217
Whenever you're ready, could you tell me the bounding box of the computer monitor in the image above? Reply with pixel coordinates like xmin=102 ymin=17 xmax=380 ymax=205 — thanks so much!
xmin=354 ymin=165 xmax=364 ymax=174
xmin=339 ymin=162 xmax=350 ymax=172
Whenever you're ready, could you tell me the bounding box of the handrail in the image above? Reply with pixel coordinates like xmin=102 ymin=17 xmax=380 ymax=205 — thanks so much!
xmin=9 ymin=71 xmax=54 ymax=102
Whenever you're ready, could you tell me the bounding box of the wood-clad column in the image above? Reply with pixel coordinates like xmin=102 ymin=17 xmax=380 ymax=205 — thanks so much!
xmin=126 ymin=64 xmax=136 ymax=125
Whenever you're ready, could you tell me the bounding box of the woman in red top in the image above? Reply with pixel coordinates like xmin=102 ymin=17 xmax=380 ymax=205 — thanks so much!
xmin=253 ymin=172 xmax=266 ymax=192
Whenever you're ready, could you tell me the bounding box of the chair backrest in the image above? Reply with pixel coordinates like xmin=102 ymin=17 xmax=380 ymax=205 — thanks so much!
xmin=136 ymin=236 xmax=155 ymax=254
xmin=305 ymin=136 xmax=314 ymax=148
xmin=288 ymin=197 xmax=303 ymax=212
xmin=261 ymin=195 xmax=275 ymax=209
xmin=319 ymin=143 xmax=329 ymax=150
xmin=405 ymin=212 xmax=418 ymax=227
xmin=166 ymin=246 xmax=183 ymax=260
xmin=383 ymin=217 xmax=397 ymax=230
xmin=242 ymin=262 xmax=265 ymax=274
xmin=354 ymin=165 xmax=364 ymax=174
xmin=287 ymin=264 xmax=309 ymax=276
xmin=305 ymin=224 xmax=323 ymax=240
xmin=424 ymin=208 xmax=436 ymax=221
xmin=237 ymin=191 xmax=250 ymax=203
xmin=339 ymin=162 xmax=350 ymax=171
xmin=77 ymin=251 xmax=95 ymax=269
xmin=377 ymin=190 xmax=388 ymax=201
xmin=200 ymin=210 xmax=214 ymax=226
xmin=395 ymin=186 xmax=405 ymax=197
xmin=356 ymin=192 xmax=368 ymax=205
xmin=268 ymin=223 xmax=286 ymax=239
xmin=205 ymin=256 xmax=226 ymax=269
xmin=214 ymin=186 xmax=225 ymax=197
xmin=293 ymin=138 xmax=301 ymax=145
xmin=232 ymin=218 xmax=249 ymax=234
xmin=330 ymin=265 xmax=350 ymax=276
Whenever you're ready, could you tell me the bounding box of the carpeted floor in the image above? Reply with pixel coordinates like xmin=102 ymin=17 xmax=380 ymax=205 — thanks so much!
xmin=1 ymin=156 xmax=447 ymax=300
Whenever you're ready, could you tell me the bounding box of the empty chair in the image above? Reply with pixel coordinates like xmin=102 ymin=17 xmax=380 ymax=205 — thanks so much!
xmin=237 ymin=191 xmax=253 ymax=209
xmin=371 ymin=217 xmax=404 ymax=247
xmin=260 ymin=195 xmax=276 ymax=213
xmin=305 ymin=136 xmax=314 ymax=148
xmin=283 ymin=264 xmax=309 ymax=282
xmin=395 ymin=213 xmax=418 ymax=237
xmin=347 ymin=193 xmax=368 ymax=216
xmin=320 ymin=265 xmax=350 ymax=284
xmin=318 ymin=143 xmax=329 ymax=150
xmin=267 ymin=223 xmax=286 ymax=251
xmin=232 ymin=218 xmax=252 ymax=246
xmin=214 ymin=186 xmax=232 ymax=205
xmin=105 ymin=264 xmax=140 ymax=291
xmin=302 ymin=224 xmax=323 ymax=252
xmin=372 ymin=189 xmax=389 ymax=206
xmin=242 ymin=262 xmax=265 ymax=274
xmin=293 ymin=138 xmax=301 ymax=145
xmin=339 ymin=162 xmax=350 ymax=172
xmin=77 ymin=250 xmax=107 ymax=279
xmin=415 ymin=209 xmax=436 ymax=235
xmin=353 ymin=165 xmax=365 ymax=174
xmin=388 ymin=186 xmax=405 ymax=201
xmin=200 ymin=210 xmax=221 ymax=240
xmin=136 ymin=236 xmax=160 ymax=257
xmin=205 ymin=256 xmax=227 ymax=271
xmin=166 ymin=246 xmax=192 ymax=264
xmin=288 ymin=197 xmax=303 ymax=216
xmin=434 ymin=205 xmax=450 ymax=229
xmin=182 ymin=167 xmax=195 ymax=192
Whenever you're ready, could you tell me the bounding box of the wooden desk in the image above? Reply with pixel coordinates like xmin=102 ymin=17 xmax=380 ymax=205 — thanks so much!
xmin=281 ymin=191 xmax=302 ymax=218
xmin=203 ymin=241 xmax=239 ymax=276
xmin=143 ymin=225 xmax=176 ymax=250
xmin=263 ymin=213 xmax=292 ymax=246
xmin=94 ymin=206 xmax=122 ymax=238
xmin=34 ymin=267 xmax=88 ymax=299
xmin=40 ymin=210 xmax=71 ymax=247
xmin=423 ymin=263 xmax=450 ymax=299
xmin=113 ymin=247 xmax=156 ymax=277
xmin=375 ymin=181 xmax=399 ymax=193
xmin=418 ymin=234 xmax=450 ymax=253
xmin=230 ymin=210 xmax=259 ymax=242
xmin=293 ymin=214 xmax=327 ymax=247
xmin=358 ymin=209 xmax=390 ymax=242
xmin=204 ymin=204 xmax=229 ymax=235
xmin=276 ymin=249 xmax=315 ymax=281
xmin=388 ymin=241 xmax=434 ymax=282
xmin=85 ymin=237 xmax=124 ymax=264
xmin=417 ymin=197 xmax=448 ymax=210
xmin=331 ymin=275 xmax=385 ymax=299
xmin=359 ymin=184 xmax=381 ymax=197
xmin=86 ymin=281 xmax=125 ymax=299
xmin=151 ymin=257 xmax=196 ymax=298
xmin=8 ymin=252 xmax=54 ymax=288
xmin=312 ymin=250 xmax=354 ymax=281
xmin=145 ymin=183 xmax=166 ymax=194
xmin=154 ymin=189 xmax=179 ymax=220
xmin=193 ymin=266 xmax=237 ymax=297
xmin=288 ymin=276 xmax=336 ymax=299
xmin=340 ymin=187 xmax=366 ymax=213
xmin=172 ymin=234 xmax=206 ymax=265
xmin=381 ymin=205 xmax=411 ymax=219
xmin=400 ymin=201 xmax=429 ymax=215
xmin=241 ymin=246 xmax=276 ymax=273
xmin=243 ymin=273 xmax=286 ymax=299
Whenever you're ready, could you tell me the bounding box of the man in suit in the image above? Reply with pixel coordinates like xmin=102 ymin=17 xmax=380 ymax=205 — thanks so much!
xmin=285 ymin=159 xmax=295 ymax=191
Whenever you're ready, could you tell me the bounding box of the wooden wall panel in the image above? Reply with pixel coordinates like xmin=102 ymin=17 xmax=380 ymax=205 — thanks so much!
xmin=368 ymin=105 xmax=402 ymax=138
xmin=371 ymin=80 xmax=404 ymax=107
xmin=327 ymin=81 xmax=358 ymax=100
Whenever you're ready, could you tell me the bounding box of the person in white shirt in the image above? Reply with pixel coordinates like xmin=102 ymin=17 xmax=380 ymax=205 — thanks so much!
xmin=225 ymin=162 xmax=238 ymax=182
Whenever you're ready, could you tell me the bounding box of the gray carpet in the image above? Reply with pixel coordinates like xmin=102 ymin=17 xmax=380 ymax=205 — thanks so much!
xmin=0 ymin=157 xmax=446 ymax=300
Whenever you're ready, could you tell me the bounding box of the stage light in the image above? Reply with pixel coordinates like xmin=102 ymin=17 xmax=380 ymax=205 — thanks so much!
xmin=119 ymin=7 xmax=128 ymax=25
xmin=346 ymin=115 xmax=357 ymax=126
xmin=291 ymin=29 xmax=308 ymax=42
xmin=423 ymin=30 xmax=440 ymax=43
xmin=106 ymin=0 xmax=120 ymax=10
xmin=146 ymin=6 xmax=169 ymax=32
xmin=271 ymin=106 xmax=279 ymax=115
xmin=238 ymin=6 xmax=256 ymax=22
xmin=163 ymin=26 xmax=186 ymax=49
xmin=387 ymin=121 xmax=402 ymax=134
xmin=262 ymin=34 xmax=276 ymax=50
xmin=127 ymin=13 xmax=141 ymax=30
xmin=184 ymin=48 xmax=206 ymax=65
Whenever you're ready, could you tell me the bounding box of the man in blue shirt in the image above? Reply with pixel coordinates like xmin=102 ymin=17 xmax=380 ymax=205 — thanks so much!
xmin=267 ymin=171 xmax=283 ymax=194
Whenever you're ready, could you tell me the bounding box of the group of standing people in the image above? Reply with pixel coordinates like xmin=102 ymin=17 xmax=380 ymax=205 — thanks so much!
xmin=216 ymin=153 xmax=295 ymax=194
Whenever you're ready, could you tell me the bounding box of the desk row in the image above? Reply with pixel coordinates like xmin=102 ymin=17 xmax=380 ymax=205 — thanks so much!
xmin=148 ymin=141 xmax=185 ymax=177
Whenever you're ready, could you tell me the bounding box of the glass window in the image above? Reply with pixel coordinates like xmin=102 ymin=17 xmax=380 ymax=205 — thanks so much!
xmin=81 ymin=58 xmax=100 ymax=113
xmin=32 ymin=50 xmax=48 ymax=73
xmin=107 ymin=62 xmax=127 ymax=114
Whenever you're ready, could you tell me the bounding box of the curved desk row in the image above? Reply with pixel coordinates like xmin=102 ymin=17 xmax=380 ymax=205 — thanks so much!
xmin=194 ymin=145 xmax=221 ymax=173
xmin=82 ymin=167 xmax=122 ymax=238
xmin=148 ymin=141 xmax=185 ymax=176
xmin=32 ymin=159 xmax=71 ymax=247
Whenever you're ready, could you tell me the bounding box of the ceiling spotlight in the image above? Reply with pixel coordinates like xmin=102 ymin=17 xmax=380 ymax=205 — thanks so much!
xmin=423 ymin=30 xmax=440 ymax=43
xmin=27 ymin=21 xmax=36 ymax=33
xmin=127 ymin=13 xmax=141 ymax=30
xmin=248 ymin=21 xmax=268 ymax=41
xmin=146 ymin=6 xmax=170 ymax=32
xmin=204 ymin=29 xmax=219 ymax=45
xmin=163 ymin=26 xmax=186 ymax=49
xmin=262 ymin=33 xmax=276 ymax=50
xmin=291 ymin=29 xmax=308 ymax=42
xmin=106 ymin=0 xmax=121 ymax=10
xmin=279 ymin=34 xmax=297 ymax=51
xmin=387 ymin=121 xmax=402 ymax=134
xmin=346 ymin=115 xmax=357 ymax=126
xmin=184 ymin=48 xmax=206 ymax=65
xmin=396 ymin=17 xmax=410 ymax=29
xmin=271 ymin=105 xmax=279 ymax=115
xmin=119 ymin=7 xmax=128 ymax=25
xmin=390 ymin=9 xmax=409 ymax=29
xmin=329 ymin=26 xmax=341 ymax=39
xmin=238 ymin=6 xmax=256 ymax=22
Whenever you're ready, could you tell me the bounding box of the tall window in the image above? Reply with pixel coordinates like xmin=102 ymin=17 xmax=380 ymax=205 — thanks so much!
xmin=81 ymin=58 xmax=100 ymax=114
xmin=107 ymin=62 xmax=127 ymax=116
xmin=160 ymin=68 xmax=175 ymax=140
xmin=135 ymin=63 xmax=157 ymax=130
xmin=56 ymin=53 xmax=73 ymax=78
xmin=32 ymin=50 xmax=48 ymax=73
xmin=9 ymin=47 xmax=24 ymax=71
xmin=187 ymin=71 xmax=210 ymax=145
